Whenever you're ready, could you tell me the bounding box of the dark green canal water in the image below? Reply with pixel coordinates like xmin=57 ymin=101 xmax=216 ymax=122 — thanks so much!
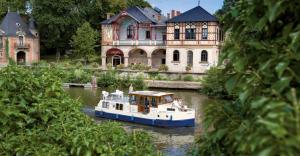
xmin=65 ymin=87 xmax=213 ymax=156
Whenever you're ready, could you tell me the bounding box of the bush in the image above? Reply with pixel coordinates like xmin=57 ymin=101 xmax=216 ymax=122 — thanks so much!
xmin=195 ymin=0 xmax=300 ymax=155
xmin=183 ymin=75 xmax=194 ymax=81
xmin=132 ymin=75 xmax=147 ymax=90
xmin=106 ymin=63 xmax=113 ymax=70
xmin=158 ymin=65 xmax=168 ymax=71
xmin=185 ymin=65 xmax=192 ymax=72
xmin=116 ymin=64 xmax=125 ymax=69
xmin=129 ymin=64 xmax=148 ymax=71
xmin=90 ymin=62 xmax=100 ymax=68
xmin=0 ymin=65 xmax=159 ymax=155
xmin=97 ymin=70 xmax=119 ymax=88
xmin=148 ymin=71 xmax=159 ymax=79
xmin=200 ymin=67 xmax=232 ymax=98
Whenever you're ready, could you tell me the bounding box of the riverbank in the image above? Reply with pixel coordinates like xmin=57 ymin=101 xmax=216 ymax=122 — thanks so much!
xmin=3 ymin=63 xmax=203 ymax=90
xmin=63 ymin=80 xmax=202 ymax=90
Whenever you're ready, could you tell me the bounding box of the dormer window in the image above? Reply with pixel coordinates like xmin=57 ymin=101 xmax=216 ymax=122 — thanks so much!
xmin=127 ymin=25 xmax=134 ymax=39
xmin=19 ymin=35 xmax=24 ymax=46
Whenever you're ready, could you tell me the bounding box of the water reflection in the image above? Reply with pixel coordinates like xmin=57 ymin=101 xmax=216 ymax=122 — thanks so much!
xmin=65 ymin=87 xmax=213 ymax=156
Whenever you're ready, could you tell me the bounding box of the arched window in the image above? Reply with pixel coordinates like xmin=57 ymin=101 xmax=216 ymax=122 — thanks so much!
xmin=127 ymin=25 xmax=134 ymax=39
xmin=187 ymin=51 xmax=193 ymax=66
xmin=173 ymin=50 xmax=180 ymax=62
xmin=201 ymin=50 xmax=208 ymax=62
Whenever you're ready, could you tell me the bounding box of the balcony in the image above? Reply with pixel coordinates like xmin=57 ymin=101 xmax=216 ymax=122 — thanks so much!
xmin=15 ymin=43 xmax=30 ymax=49
xmin=112 ymin=40 xmax=166 ymax=46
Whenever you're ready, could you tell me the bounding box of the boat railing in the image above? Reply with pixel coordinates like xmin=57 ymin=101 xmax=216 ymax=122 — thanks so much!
xmin=105 ymin=96 xmax=129 ymax=103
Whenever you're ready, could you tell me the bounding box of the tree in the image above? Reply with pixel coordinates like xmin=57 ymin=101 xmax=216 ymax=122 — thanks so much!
xmin=126 ymin=0 xmax=151 ymax=8
xmin=196 ymin=0 xmax=300 ymax=155
xmin=215 ymin=0 xmax=236 ymax=19
xmin=0 ymin=0 xmax=27 ymax=17
xmin=70 ymin=22 xmax=99 ymax=64
xmin=31 ymin=0 xmax=85 ymax=59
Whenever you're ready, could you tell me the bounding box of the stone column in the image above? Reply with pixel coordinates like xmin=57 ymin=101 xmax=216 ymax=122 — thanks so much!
xmin=124 ymin=57 xmax=129 ymax=67
xmin=147 ymin=57 xmax=152 ymax=67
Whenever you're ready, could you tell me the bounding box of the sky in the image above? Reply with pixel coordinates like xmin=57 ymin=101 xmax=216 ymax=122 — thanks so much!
xmin=146 ymin=0 xmax=224 ymax=15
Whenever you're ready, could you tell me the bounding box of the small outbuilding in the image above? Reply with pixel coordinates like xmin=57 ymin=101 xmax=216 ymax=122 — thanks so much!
xmin=0 ymin=12 xmax=40 ymax=65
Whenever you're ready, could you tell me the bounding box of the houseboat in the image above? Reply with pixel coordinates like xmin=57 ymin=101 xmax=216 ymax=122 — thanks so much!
xmin=95 ymin=90 xmax=195 ymax=127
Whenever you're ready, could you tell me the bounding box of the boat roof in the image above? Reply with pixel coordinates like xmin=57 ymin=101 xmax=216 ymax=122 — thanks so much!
xmin=129 ymin=91 xmax=174 ymax=97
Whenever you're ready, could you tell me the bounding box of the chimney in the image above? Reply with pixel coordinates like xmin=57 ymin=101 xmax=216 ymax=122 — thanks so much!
xmin=171 ymin=10 xmax=175 ymax=18
xmin=167 ymin=13 xmax=170 ymax=19
xmin=157 ymin=14 xmax=161 ymax=21
xmin=176 ymin=11 xmax=181 ymax=16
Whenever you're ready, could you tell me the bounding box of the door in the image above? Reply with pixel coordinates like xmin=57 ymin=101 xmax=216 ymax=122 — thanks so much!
xmin=112 ymin=55 xmax=121 ymax=66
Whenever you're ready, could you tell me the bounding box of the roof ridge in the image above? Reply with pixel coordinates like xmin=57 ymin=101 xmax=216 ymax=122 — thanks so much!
xmin=167 ymin=5 xmax=217 ymax=23
xmin=135 ymin=6 xmax=156 ymax=23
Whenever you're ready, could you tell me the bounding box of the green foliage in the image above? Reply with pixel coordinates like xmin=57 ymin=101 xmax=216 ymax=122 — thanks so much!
xmin=200 ymin=67 xmax=232 ymax=98
xmin=70 ymin=22 xmax=99 ymax=63
xmin=126 ymin=0 xmax=151 ymax=8
xmin=148 ymin=71 xmax=159 ymax=79
xmin=97 ymin=70 xmax=147 ymax=90
xmin=0 ymin=0 xmax=26 ymax=17
xmin=158 ymin=65 xmax=168 ymax=72
xmin=0 ymin=65 xmax=159 ymax=155
xmin=183 ymin=75 xmax=194 ymax=81
xmin=196 ymin=0 xmax=300 ymax=155
xmin=116 ymin=64 xmax=125 ymax=69
xmin=31 ymin=0 xmax=84 ymax=52
xmin=129 ymin=64 xmax=150 ymax=71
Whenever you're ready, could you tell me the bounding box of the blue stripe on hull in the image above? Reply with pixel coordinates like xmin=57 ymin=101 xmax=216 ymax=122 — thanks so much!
xmin=95 ymin=111 xmax=195 ymax=127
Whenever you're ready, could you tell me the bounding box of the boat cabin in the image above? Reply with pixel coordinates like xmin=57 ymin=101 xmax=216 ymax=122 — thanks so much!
xmin=128 ymin=91 xmax=174 ymax=113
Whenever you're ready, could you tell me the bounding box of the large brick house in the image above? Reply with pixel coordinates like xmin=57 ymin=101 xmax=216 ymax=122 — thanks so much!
xmin=0 ymin=12 xmax=40 ymax=65
xmin=101 ymin=6 xmax=223 ymax=73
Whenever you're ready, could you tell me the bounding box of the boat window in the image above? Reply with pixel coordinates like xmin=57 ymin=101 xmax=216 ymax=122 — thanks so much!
xmin=129 ymin=95 xmax=136 ymax=105
xmin=163 ymin=95 xmax=173 ymax=103
xmin=151 ymin=97 xmax=157 ymax=107
xmin=167 ymin=108 xmax=175 ymax=111
xmin=116 ymin=103 xmax=123 ymax=110
xmin=145 ymin=97 xmax=150 ymax=106
xmin=102 ymin=101 xmax=109 ymax=108
xmin=140 ymin=97 xmax=145 ymax=105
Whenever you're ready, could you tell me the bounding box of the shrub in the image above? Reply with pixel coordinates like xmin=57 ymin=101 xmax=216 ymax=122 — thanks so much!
xmin=132 ymin=75 xmax=147 ymax=90
xmin=106 ymin=63 xmax=113 ymax=70
xmin=0 ymin=65 xmax=159 ymax=155
xmin=185 ymin=65 xmax=192 ymax=72
xmin=200 ymin=67 xmax=232 ymax=98
xmin=91 ymin=62 xmax=100 ymax=68
xmin=116 ymin=64 xmax=125 ymax=69
xmin=97 ymin=70 xmax=118 ymax=88
xmin=158 ymin=65 xmax=168 ymax=71
xmin=148 ymin=71 xmax=159 ymax=79
xmin=130 ymin=64 xmax=148 ymax=71
xmin=183 ymin=75 xmax=194 ymax=81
